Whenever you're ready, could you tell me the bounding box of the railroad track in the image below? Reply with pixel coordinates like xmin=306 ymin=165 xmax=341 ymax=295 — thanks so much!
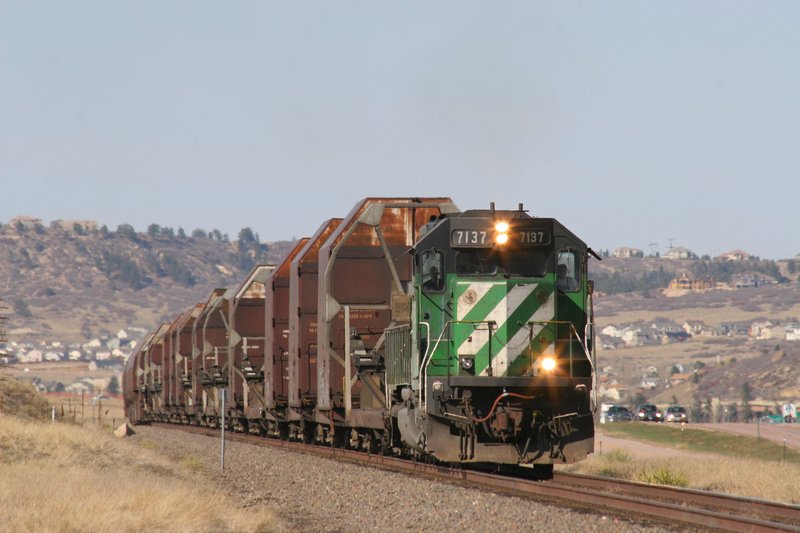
xmin=151 ymin=422 xmax=800 ymax=532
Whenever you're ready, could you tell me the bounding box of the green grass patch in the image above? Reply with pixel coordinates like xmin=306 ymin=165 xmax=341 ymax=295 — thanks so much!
xmin=638 ymin=465 xmax=689 ymax=487
xmin=600 ymin=423 xmax=800 ymax=463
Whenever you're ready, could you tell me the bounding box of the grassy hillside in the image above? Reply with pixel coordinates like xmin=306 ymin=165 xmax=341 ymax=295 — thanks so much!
xmin=0 ymin=376 xmax=282 ymax=532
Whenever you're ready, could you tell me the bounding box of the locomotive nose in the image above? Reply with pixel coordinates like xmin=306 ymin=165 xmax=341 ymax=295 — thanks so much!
xmin=454 ymin=280 xmax=555 ymax=378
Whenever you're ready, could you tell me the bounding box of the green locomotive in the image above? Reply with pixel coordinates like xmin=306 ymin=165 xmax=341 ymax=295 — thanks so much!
xmin=393 ymin=203 xmax=597 ymax=465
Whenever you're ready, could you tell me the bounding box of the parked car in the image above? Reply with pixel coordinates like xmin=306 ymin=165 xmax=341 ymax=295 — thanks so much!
xmin=605 ymin=405 xmax=634 ymax=422
xmin=637 ymin=403 xmax=662 ymax=422
xmin=599 ymin=402 xmax=616 ymax=424
xmin=664 ymin=405 xmax=688 ymax=423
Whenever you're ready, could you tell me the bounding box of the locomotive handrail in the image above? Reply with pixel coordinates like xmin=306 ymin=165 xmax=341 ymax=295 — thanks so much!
xmin=585 ymin=321 xmax=597 ymax=412
xmin=421 ymin=319 xmax=496 ymax=413
xmin=419 ymin=321 xmax=450 ymax=413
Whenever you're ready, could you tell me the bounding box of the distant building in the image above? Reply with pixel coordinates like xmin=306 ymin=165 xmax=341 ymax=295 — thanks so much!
xmin=785 ymin=323 xmax=800 ymax=342
xmin=669 ymin=272 xmax=715 ymax=291
xmin=663 ymin=247 xmax=697 ymax=260
xmin=682 ymin=320 xmax=706 ymax=336
xmin=669 ymin=373 xmax=692 ymax=386
xmin=717 ymin=249 xmax=752 ymax=262
xmin=750 ymin=320 xmax=785 ymax=340
xmin=641 ymin=376 xmax=660 ymax=389
xmin=613 ymin=247 xmax=644 ymax=258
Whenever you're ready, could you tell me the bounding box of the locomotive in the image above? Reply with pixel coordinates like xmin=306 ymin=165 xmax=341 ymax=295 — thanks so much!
xmin=124 ymin=197 xmax=598 ymax=468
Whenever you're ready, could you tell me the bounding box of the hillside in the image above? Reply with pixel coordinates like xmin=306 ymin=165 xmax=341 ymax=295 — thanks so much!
xmin=594 ymin=282 xmax=800 ymax=416
xmin=0 ymin=219 xmax=295 ymax=345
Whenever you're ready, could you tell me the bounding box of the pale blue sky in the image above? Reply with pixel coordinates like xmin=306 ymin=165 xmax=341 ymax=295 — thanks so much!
xmin=2 ymin=2 xmax=798 ymax=259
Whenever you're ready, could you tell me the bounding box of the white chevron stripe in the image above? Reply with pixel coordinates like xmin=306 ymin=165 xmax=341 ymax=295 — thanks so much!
xmin=457 ymin=284 xmax=537 ymax=359
xmin=456 ymin=282 xmax=500 ymax=357
xmin=455 ymin=282 xmax=495 ymax=320
xmin=480 ymin=290 xmax=554 ymax=376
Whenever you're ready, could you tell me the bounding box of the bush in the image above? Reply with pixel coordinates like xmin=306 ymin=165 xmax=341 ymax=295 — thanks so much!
xmin=638 ymin=466 xmax=689 ymax=487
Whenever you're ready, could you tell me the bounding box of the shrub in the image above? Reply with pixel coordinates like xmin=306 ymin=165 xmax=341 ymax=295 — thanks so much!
xmin=638 ymin=466 xmax=689 ymax=487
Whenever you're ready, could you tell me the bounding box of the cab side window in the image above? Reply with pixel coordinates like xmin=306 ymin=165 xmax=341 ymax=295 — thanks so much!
xmin=421 ymin=250 xmax=444 ymax=292
xmin=556 ymin=250 xmax=580 ymax=292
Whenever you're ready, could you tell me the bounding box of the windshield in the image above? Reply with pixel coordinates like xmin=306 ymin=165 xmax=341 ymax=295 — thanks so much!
xmin=456 ymin=249 xmax=548 ymax=277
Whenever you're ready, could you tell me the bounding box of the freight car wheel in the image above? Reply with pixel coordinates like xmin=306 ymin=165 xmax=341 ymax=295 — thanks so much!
xmin=333 ymin=427 xmax=349 ymax=449
xmin=278 ymin=422 xmax=289 ymax=440
xmin=365 ymin=430 xmax=380 ymax=454
xmin=301 ymin=420 xmax=316 ymax=444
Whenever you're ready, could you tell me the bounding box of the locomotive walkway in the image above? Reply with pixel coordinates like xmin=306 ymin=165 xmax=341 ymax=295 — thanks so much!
xmin=153 ymin=422 xmax=800 ymax=531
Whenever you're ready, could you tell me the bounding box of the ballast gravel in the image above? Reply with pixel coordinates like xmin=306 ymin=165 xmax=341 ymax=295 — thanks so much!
xmin=132 ymin=426 xmax=673 ymax=533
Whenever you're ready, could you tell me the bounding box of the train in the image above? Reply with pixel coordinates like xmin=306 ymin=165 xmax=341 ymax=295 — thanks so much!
xmin=124 ymin=197 xmax=599 ymax=470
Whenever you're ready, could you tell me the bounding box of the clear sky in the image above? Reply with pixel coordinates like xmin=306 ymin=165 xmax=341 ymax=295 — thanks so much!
xmin=2 ymin=2 xmax=798 ymax=259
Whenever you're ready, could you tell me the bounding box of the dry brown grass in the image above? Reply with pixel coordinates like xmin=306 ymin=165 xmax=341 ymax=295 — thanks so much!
xmin=0 ymin=416 xmax=282 ymax=532
xmin=0 ymin=375 xmax=51 ymax=420
xmin=561 ymin=447 xmax=800 ymax=504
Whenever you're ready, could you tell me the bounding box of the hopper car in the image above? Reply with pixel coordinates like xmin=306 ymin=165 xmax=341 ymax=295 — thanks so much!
xmin=124 ymin=197 xmax=598 ymax=468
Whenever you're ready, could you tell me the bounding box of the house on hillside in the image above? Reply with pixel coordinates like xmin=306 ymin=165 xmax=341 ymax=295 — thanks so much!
xmin=613 ymin=247 xmax=644 ymax=258
xmin=669 ymin=272 xmax=715 ymax=291
xmin=785 ymin=323 xmax=800 ymax=341
xmin=669 ymin=373 xmax=692 ymax=386
xmin=641 ymin=376 xmax=660 ymax=389
xmin=683 ymin=320 xmax=706 ymax=336
xmin=663 ymin=247 xmax=697 ymax=260
xmin=621 ymin=327 xmax=643 ymax=347
xmin=717 ymin=249 xmax=752 ymax=262
xmin=750 ymin=321 xmax=785 ymax=340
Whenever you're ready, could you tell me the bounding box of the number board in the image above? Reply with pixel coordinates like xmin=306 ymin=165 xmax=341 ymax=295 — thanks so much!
xmin=450 ymin=220 xmax=552 ymax=248
xmin=450 ymin=229 xmax=489 ymax=247
xmin=516 ymin=229 xmax=552 ymax=246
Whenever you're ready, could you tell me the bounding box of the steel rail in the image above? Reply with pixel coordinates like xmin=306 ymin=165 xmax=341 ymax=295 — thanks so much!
xmin=151 ymin=423 xmax=800 ymax=532
xmin=552 ymin=471 xmax=800 ymax=526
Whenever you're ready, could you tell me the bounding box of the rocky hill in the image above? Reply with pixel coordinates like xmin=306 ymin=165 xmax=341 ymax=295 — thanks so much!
xmin=0 ymin=219 xmax=295 ymax=345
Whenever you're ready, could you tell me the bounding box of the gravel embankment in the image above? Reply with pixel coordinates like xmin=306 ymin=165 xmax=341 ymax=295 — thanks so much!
xmin=131 ymin=426 xmax=673 ymax=533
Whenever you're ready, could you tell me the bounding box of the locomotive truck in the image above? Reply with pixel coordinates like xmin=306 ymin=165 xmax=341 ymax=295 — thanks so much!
xmin=124 ymin=197 xmax=598 ymax=469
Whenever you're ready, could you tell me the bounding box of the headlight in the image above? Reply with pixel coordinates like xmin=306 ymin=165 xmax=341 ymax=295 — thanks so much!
xmin=494 ymin=221 xmax=509 ymax=244
xmin=459 ymin=356 xmax=474 ymax=370
xmin=541 ymin=356 xmax=556 ymax=372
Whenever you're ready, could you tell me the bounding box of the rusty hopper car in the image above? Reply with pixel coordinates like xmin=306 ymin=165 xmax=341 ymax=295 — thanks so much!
xmin=124 ymin=197 xmax=598 ymax=468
